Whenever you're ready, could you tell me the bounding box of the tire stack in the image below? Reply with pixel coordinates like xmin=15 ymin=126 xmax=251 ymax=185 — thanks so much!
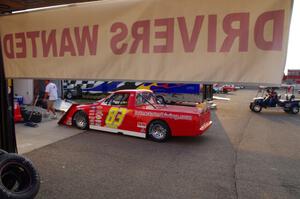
xmin=0 ymin=149 xmax=40 ymax=199
xmin=21 ymin=109 xmax=42 ymax=123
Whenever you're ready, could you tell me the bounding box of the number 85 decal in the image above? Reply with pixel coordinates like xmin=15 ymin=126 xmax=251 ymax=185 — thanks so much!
xmin=105 ymin=107 xmax=127 ymax=128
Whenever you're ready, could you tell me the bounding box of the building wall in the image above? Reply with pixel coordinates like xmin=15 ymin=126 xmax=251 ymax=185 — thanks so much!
xmin=286 ymin=70 xmax=300 ymax=85
xmin=13 ymin=79 xmax=34 ymax=105
xmin=287 ymin=70 xmax=300 ymax=76
xmin=14 ymin=79 xmax=63 ymax=105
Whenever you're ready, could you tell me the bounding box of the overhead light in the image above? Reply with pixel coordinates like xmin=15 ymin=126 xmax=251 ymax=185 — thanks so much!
xmin=12 ymin=4 xmax=70 ymax=14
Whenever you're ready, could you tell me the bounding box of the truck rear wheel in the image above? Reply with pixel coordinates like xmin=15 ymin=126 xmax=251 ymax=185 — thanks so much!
xmin=147 ymin=120 xmax=170 ymax=142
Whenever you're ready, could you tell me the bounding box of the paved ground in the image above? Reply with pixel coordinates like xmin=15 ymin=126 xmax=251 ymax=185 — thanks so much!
xmin=16 ymin=108 xmax=83 ymax=154
xmin=22 ymin=89 xmax=300 ymax=199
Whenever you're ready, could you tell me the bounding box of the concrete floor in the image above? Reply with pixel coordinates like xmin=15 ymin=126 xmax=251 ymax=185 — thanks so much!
xmin=17 ymin=89 xmax=300 ymax=199
xmin=16 ymin=108 xmax=83 ymax=154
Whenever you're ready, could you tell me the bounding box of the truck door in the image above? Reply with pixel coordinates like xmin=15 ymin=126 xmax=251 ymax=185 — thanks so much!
xmin=100 ymin=92 xmax=134 ymax=132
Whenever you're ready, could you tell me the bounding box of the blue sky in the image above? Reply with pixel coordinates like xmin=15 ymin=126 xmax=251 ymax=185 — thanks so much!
xmin=285 ymin=0 xmax=300 ymax=73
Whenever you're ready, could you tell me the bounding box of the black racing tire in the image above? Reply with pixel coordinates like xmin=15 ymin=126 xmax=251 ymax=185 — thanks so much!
xmin=291 ymin=106 xmax=299 ymax=114
xmin=73 ymin=111 xmax=89 ymax=130
xmin=147 ymin=120 xmax=170 ymax=142
xmin=65 ymin=92 xmax=73 ymax=100
xmin=20 ymin=108 xmax=28 ymax=119
xmin=0 ymin=153 xmax=40 ymax=199
xmin=252 ymin=104 xmax=262 ymax=113
xmin=0 ymin=150 xmax=7 ymax=156
xmin=284 ymin=109 xmax=291 ymax=114
xmin=156 ymin=96 xmax=166 ymax=104
xmin=24 ymin=111 xmax=42 ymax=123
xmin=30 ymin=112 xmax=42 ymax=123
xmin=22 ymin=111 xmax=30 ymax=121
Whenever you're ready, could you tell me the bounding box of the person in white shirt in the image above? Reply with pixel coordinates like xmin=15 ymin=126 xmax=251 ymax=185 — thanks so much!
xmin=44 ymin=80 xmax=58 ymax=119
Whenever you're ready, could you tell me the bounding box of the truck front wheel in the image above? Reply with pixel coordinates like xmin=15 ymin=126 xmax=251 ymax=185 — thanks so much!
xmin=73 ymin=111 xmax=89 ymax=130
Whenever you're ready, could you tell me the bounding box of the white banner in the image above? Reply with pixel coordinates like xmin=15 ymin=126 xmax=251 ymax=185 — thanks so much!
xmin=0 ymin=0 xmax=293 ymax=84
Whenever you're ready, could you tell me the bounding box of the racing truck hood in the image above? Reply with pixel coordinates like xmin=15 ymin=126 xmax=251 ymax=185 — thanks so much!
xmin=76 ymin=104 xmax=94 ymax=109
xmin=58 ymin=103 xmax=94 ymax=125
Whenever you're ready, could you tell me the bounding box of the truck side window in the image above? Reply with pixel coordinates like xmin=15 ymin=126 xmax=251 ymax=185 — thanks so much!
xmin=136 ymin=94 xmax=144 ymax=106
xmin=136 ymin=92 xmax=156 ymax=106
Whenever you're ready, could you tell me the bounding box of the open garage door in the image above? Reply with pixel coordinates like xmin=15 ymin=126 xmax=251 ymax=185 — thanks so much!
xmin=0 ymin=0 xmax=294 ymax=151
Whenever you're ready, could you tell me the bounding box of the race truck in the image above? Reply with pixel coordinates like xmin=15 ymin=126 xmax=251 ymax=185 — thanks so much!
xmin=59 ymin=89 xmax=212 ymax=142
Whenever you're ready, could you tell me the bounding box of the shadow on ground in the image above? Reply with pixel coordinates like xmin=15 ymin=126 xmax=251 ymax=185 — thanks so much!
xmin=24 ymin=89 xmax=300 ymax=199
xmin=26 ymin=111 xmax=238 ymax=199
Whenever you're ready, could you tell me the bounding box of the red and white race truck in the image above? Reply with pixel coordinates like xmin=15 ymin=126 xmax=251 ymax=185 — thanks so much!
xmin=59 ymin=89 xmax=212 ymax=142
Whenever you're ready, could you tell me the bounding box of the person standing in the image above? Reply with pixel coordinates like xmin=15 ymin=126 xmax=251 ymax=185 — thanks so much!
xmin=44 ymin=80 xmax=58 ymax=119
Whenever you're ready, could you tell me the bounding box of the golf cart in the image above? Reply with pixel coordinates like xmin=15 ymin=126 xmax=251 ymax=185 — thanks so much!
xmin=249 ymin=85 xmax=300 ymax=114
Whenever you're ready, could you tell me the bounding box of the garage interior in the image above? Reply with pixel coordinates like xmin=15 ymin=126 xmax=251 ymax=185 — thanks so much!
xmin=0 ymin=0 xmax=102 ymax=153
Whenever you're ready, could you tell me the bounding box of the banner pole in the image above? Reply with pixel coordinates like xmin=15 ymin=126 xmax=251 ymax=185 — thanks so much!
xmin=0 ymin=42 xmax=17 ymax=153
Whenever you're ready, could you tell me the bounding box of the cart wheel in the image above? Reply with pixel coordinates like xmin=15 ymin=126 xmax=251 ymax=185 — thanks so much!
xmin=147 ymin=120 xmax=170 ymax=142
xmin=252 ymin=104 xmax=262 ymax=113
xmin=291 ymin=106 xmax=299 ymax=114
xmin=73 ymin=111 xmax=89 ymax=130
xmin=249 ymin=103 xmax=254 ymax=111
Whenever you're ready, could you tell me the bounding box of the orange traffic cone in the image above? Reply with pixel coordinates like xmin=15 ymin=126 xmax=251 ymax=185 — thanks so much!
xmin=14 ymin=100 xmax=23 ymax=122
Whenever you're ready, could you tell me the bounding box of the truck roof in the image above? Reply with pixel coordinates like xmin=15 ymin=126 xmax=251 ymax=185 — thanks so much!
xmin=113 ymin=89 xmax=153 ymax=93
